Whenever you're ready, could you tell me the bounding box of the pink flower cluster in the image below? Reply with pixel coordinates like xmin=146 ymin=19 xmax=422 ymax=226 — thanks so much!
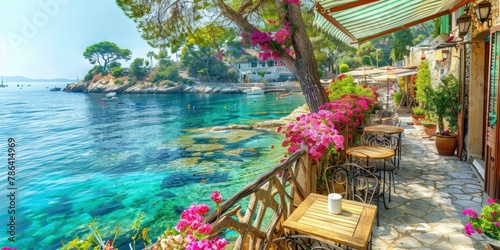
xmin=279 ymin=92 xmax=377 ymax=162
xmin=462 ymin=198 xmax=500 ymax=239
xmin=158 ymin=191 xmax=226 ymax=250
xmin=215 ymin=49 xmax=224 ymax=62
xmin=279 ymin=110 xmax=345 ymax=162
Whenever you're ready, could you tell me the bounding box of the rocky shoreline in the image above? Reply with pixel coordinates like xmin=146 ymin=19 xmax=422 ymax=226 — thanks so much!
xmin=63 ymin=75 xmax=302 ymax=94
xmin=63 ymin=80 xmax=243 ymax=94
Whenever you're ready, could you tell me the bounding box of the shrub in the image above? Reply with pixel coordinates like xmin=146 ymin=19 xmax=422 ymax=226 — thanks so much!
xmin=111 ymin=67 xmax=125 ymax=78
xmin=339 ymin=63 xmax=349 ymax=73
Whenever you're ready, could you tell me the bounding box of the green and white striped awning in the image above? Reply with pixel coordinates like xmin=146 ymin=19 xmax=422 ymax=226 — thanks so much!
xmin=314 ymin=0 xmax=471 ymax=46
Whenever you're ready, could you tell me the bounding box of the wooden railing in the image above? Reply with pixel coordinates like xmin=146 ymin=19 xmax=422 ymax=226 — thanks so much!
xmin=203 ymin=148 xmax=313 ymax=250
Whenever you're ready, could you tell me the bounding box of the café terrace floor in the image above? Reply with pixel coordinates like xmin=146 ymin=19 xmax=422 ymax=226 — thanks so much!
xmin=372 ymin=109 xmax=487 ymax=249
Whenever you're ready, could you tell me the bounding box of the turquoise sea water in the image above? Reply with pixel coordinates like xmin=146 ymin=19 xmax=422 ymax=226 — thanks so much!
xmin=0 ymin=82 xmax=305 ymax=249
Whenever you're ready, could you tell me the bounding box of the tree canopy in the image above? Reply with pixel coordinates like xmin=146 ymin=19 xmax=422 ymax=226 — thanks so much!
xmin=83 ymin=41 xmax=132 ymax=72
xmin=116 ymin=0 xmax=330 ymax=112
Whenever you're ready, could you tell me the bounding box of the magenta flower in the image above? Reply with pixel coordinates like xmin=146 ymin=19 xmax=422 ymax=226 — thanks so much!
xmin=464 ymin=222 xmax=476 ymax=236
xmin=488 ymin=198 xmax=496 ymax=204
xmin=462 ymin=208 xmax=478 ymax=218
xmin=211 ymin=191 xmax=223 ymax=204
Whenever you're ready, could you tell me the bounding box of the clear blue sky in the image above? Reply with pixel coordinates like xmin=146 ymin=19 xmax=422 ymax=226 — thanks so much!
xmin=0 ymin=0 xmax=156 ymax=79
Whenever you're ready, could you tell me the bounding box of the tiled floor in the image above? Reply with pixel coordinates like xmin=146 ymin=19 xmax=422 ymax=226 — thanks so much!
xmin=372 ymin=110 xmax=487 ymax=249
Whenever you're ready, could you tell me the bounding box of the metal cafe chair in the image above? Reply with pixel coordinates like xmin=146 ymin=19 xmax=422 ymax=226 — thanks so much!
xmin=323 ymin=163 xmax=382 ymax=229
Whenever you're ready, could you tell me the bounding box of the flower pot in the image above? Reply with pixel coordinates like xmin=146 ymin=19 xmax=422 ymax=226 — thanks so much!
xmin=484 ymin=234 xmax=500 ymax=249
xmin=422 ymin=123 xmax=437 ymax=136
xmin=411 ymin=114 xmax=425 ymax=125
xmin=435 ymin=134 xmax=457 ymax=156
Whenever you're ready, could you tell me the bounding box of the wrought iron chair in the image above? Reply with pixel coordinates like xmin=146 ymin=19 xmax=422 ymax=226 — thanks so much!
xmin=364 ymin=135 xmax=397 ymax=202
xmin=372 ymin=109 xmax=400 ymax=127
xmin=273 ymin=235 xmax=343 ymax=250
xmin=323 ymin=163 xmax=381 ymax=227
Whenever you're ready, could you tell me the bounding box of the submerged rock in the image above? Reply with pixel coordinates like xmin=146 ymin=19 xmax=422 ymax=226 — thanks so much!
xmin=160 ymin=171 xmax=228 ymax=189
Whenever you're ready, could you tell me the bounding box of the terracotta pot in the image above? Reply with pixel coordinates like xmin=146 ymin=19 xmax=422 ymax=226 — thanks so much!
xmin=411 ymin=114 xmax=425 ymax=125
xmin=423 ymin=123 xmax=437 ymax=136
xmin=435 ymin=134 xmax=457 ymax=156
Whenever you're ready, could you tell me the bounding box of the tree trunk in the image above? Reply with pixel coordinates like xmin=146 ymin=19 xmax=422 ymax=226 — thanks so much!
xmin=286 ymin=4 xmax=329 ymax=112
xmin=215 ymin=0 xmax=329 ymax=113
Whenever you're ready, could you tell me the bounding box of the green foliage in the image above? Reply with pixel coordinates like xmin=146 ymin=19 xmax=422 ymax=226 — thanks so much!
xmin=147 ymin=51 xmax=156 ymax=67
xmin=108 ymin=61 xmax=121 ymax=70
xmin=357 ymin=42 xmax=373 ymax=57
xmin=62 ymin=214 xmax=151 ymax=250
xmin=318 ymin=68 xmax=323 ymax=78
xmin=115 ymin=79 xmax=123 ymax=85
xmin=414 ymin=61 xmax=431 ymax=103
xmin=328 ymin=75 xmax=375 ymax=101
xmin=84 ymin=65 xmax=104 ymax=82
xmin=393 ymin=91 xmax=402 ymax=104
xmin=182 ymin=78 xmax=195 ymax=86
xmin=361 ymin=55 xmax=372 ymax=66
xmin=423 ymin=74 xmax=459 ymax=134
xmin=151 ymin=64 xmax=179 ymax=83
xmin=111 ymin=67 xmax=125 ymax=78
xmin=390 ymin=29 xmax=413 ymax=61
xmin=129 ymin=58 xmax=147 ymax=79
xmin=412 ymin=106 xmax=425 ymax=115
xmin=339 ymin=63 xmax=349 ymax=73
xmin=83 ymin=41 xmax=132 ymax=72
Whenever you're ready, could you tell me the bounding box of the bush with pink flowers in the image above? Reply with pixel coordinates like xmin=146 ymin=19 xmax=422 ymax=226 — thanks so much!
xmin=279 ymin=74 xmax=378 ymax=164
xmin=153 ymin=191 xmax=227 ymax=250
xmin=463 ymin=198 xmax=500 ymax=240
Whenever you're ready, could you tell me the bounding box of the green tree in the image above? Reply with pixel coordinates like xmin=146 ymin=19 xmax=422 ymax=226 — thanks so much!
xmin=414 ymin=61 xmax=431 ymax=103
xmin=151 ymin=65 xmax=179 ymax=83
xmin=361 ymin=55 xmax=372 ymax=66
xmin=339 ymin=63 xmax=349 ymax=73
xmin=129 ymin=58 xmax=147 ymax=79
xmin=147 ymin=51 xmax=156 ymax=68
xmin=370 ymin=48 xmax=383 ymax=67
xmin=111 ymin=67 xmax=125 ymax=77
xmin=116 ymin=0 xmax=329 ymax=112
xmin=108 ymin=61 xmax=121 ymax=70
xmin=357 ymin=42 xmax=373 ymax=57
xmin=83 ymin=41 xmax=132 ymax=72
xmin=390 ymin=29 xmax=413 ymax=62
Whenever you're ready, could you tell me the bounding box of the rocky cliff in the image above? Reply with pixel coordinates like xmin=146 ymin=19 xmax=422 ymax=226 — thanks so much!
xmin=63 ymin=76 xmax=242 ymax=94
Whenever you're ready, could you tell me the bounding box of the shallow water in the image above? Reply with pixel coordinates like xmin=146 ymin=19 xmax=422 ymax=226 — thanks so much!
xmin=0 ymin=83 xmax=305 ymax=249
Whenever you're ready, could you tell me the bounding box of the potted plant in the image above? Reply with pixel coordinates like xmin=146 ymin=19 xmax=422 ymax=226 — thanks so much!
xmin=462 ymin=198 xmax=500 ymax=248
xmin=422 ymin=118 xmax=437 ymax=136
xmin=411 ymin=106 xmax=426 ymax=125
xmin=424 ymin=74 xmax=459 ymax=156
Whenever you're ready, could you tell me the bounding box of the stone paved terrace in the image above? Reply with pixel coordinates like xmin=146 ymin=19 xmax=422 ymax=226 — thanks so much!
xmin=371 ymin=108 xmax=488 ymax=249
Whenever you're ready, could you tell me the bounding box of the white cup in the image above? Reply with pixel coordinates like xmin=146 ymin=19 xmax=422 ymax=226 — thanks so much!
xmin=328 ymin=193 xmax=342 ymax=214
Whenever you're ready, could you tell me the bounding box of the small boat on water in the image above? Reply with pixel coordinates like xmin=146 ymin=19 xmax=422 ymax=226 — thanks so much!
xmin=246 ymin=87 xmax=264 ymax=95
xmin=103 ymin=92 xmax=119 ymax=101
xmin=280 ymin=93 xmax=291 ymax=98
xmin=0 ymin=76 xmax=6 ymax=87
xmin=50 ymin=87 xmax=62 ymax=91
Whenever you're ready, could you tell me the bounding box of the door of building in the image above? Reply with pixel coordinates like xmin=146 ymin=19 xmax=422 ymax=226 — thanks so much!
xmin=457 ymin=44 xmax=469 ymax=161
xmin=485 ymin=28 xmax=500 ymax=199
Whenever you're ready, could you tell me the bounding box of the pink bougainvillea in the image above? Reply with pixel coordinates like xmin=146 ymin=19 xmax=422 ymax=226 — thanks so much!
xmin=156 ymin=191 xmax=227 ymax=250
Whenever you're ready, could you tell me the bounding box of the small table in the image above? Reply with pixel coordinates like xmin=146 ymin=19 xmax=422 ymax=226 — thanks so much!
xmin=363 ymin=125 xmax=404 ymax=168
xmin=282 ymin=193 xmax=377 ymax=249
xmin=346 ymin=146 xmax=395 ymax=209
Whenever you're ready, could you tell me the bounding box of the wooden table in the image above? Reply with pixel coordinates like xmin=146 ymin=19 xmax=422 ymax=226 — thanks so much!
xmin=363 ymin=125 xmax=404 ymax=168
xmin=282 ymin=193 xmax=377 ymax=249
xmin=363 ymin=125 xmax=404 ymax=134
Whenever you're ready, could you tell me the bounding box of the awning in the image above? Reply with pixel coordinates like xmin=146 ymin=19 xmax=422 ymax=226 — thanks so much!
xmin=314 ymin=0 xmax=471 ymax=46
